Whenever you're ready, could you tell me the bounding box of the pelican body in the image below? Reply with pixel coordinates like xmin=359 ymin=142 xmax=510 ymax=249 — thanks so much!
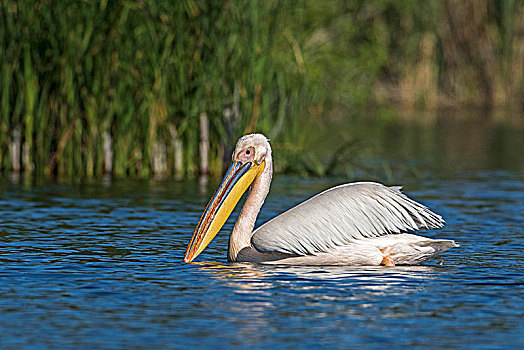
xmin=184 ymin=134 xmax=458 ymax=266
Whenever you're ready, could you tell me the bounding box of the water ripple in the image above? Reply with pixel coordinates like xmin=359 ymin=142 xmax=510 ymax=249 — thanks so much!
xmin=0 ymin=173 xmax=523 ymax=349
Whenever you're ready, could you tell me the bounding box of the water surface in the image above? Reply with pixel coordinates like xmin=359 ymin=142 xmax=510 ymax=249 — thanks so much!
xmin=1 ymin=116 xmax=524 ymax=349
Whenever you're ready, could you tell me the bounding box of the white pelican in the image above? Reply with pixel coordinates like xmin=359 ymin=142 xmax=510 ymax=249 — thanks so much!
xmin=184 ymin=134 xmax=458 ymax=266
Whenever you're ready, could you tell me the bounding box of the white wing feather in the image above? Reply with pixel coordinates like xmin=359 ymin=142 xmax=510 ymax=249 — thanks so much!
xmin=251 ymin=182 xmax=445 ymax=255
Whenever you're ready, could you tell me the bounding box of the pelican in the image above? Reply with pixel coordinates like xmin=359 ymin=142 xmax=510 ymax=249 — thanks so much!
xmin=184 ymin=134 xmax=458 ymax=266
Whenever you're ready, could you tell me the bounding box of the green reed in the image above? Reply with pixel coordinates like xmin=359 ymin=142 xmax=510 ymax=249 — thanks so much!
xmin=1 ymin=1 xmax=523 ymax=179
xmin=0 ymin=1 xmax=310 ymax=179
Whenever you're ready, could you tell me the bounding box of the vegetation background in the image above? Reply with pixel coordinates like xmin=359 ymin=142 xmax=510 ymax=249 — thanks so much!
xmin=1 ymin=0 xmax=523 ymax=180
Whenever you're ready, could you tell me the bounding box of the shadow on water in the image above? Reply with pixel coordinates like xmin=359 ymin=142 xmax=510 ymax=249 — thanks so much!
xmin=296 ymin=109 xmax=524 ymax=181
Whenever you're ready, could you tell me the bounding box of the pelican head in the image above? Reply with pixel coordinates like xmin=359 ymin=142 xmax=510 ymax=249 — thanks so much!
xmin=184 ymin=134 xmax=271 ymax=262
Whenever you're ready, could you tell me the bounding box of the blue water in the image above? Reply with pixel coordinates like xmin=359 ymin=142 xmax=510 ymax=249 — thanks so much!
xmin=0 ymin=168 xmax=523 ymax=349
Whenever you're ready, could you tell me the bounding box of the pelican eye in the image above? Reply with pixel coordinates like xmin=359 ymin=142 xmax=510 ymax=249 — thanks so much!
xmin=236 ymin=147 xmax=256 ymax=163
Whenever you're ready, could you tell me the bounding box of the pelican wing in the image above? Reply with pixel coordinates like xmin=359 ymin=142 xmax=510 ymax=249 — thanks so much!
xmin=251 ymin=182 xmax=445 ymax=256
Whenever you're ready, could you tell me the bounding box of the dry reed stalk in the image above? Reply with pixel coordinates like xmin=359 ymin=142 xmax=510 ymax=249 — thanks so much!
xmin=10 ymin=127 xmax=20 ymax=174
xmin=152 ymin=141 xmax=167 ymax=177
xmin=169 ymin=123 xmax=183 ymax=179
xmin=199 ymin=111 xmax=209 ymax=175
xmin=103 ymin=131 xmax=113 ymax=175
